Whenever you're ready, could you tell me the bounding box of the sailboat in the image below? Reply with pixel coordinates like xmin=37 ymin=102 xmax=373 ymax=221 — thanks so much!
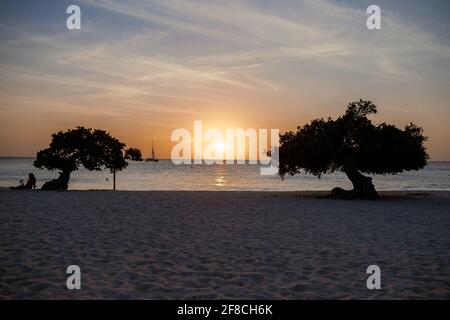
xmin=145 ymin=140 xmax=159 ymax=162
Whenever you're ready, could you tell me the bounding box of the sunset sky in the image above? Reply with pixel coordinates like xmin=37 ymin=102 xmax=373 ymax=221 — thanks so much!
xmin=0 ymin=0 xmax=449 ymax=159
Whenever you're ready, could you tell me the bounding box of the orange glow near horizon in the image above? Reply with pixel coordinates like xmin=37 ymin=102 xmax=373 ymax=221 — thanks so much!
xmin=0 ymin=2 xmax=449 ymax=160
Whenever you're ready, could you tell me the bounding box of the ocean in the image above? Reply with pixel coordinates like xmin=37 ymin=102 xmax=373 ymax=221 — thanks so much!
xmin=0 ymin=157 xmax=449 ymax=191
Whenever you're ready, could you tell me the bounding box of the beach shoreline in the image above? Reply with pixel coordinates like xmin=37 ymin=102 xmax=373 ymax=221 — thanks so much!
xmin=1 ymin=190 xmax=449 ymax=299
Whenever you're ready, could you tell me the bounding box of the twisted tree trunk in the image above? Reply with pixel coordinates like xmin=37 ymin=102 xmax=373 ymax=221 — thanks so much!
xmin=330 ymin=163 xmax=379 ymax=200
xmin=344 ymin=165 xmax=379 ymax=199
xmin=41 ymin=169 xmax=71 ymax=191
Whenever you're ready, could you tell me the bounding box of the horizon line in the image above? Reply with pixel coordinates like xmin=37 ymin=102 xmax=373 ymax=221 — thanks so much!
xmin=1 ymin=156 xmax=449 ymax=162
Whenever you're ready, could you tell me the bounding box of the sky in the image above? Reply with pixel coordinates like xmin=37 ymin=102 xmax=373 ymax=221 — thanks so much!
xmin=0 ymin=0 xmax=449 ymax=159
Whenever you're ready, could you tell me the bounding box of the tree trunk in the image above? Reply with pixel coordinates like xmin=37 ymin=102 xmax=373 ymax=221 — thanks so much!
xmin=330 ymin=164 xmax=379 ymax=200
xmin=344 ymin=165 xmax=379 ymax=199
xmin=41 ymin=169 xmax=71 ymax=191
xmin=113 ymin=169 xmax=116 ymax=191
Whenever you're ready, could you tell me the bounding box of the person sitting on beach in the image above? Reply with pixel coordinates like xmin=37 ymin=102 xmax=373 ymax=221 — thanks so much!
xmin=11 ymin=173 xmax=36 ymax=190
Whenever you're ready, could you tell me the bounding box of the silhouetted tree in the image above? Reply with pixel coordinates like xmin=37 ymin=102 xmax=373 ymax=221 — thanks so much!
xmin=34 ymin=127 xmax=142 ymax=191
xmin=278 ymin=100 xmax=428 ymax=199
xmin=125 ymin=148 xmax=143 ymax=161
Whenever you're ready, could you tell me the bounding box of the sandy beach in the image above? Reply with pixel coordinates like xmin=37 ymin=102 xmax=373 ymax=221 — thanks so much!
xmin=0 ymin=189 xmax=449 ymax=299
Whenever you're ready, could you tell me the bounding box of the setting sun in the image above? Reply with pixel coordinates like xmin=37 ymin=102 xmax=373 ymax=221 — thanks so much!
xmin=214 ymin=141 xmax=225 ymax=154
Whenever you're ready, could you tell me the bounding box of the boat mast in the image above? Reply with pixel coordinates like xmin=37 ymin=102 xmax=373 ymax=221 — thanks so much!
xmin=151 ymin=140 xmax=155 ymax=159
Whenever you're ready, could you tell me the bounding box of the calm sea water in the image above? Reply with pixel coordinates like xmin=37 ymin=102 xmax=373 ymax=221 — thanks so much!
xmin=0 ymin=157 xmax=449 ymax=191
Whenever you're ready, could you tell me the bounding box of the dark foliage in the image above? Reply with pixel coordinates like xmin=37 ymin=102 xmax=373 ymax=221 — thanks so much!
xmin=278 ymin=100 xmax=428 ymax=199
xmin=34 ymin=127 xmax=142 ymax=190
xmin=125 ymin=148 xmax=143 ymax=161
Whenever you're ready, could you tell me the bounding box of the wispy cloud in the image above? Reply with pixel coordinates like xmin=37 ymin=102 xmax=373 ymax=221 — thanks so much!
xmin=0 ymin=0 xmax=449 ymax=157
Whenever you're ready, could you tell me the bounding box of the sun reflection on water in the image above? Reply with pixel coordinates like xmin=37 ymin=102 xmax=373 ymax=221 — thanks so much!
xmin=213 ymin=165 xmax=228 ymax=187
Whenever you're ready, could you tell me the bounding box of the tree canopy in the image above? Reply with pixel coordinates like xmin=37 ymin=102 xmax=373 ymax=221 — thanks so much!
xmin=125 ymin=148 xmax=143 ymax=161
xmin=34 ymin=127 xmax=142 ymax=190
xmin=278 ymin=100 xmax=428 ymax=199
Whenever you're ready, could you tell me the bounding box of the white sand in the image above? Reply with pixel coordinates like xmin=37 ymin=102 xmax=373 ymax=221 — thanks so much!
xmin=0 ymin=190 xmax=449 ymax=299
